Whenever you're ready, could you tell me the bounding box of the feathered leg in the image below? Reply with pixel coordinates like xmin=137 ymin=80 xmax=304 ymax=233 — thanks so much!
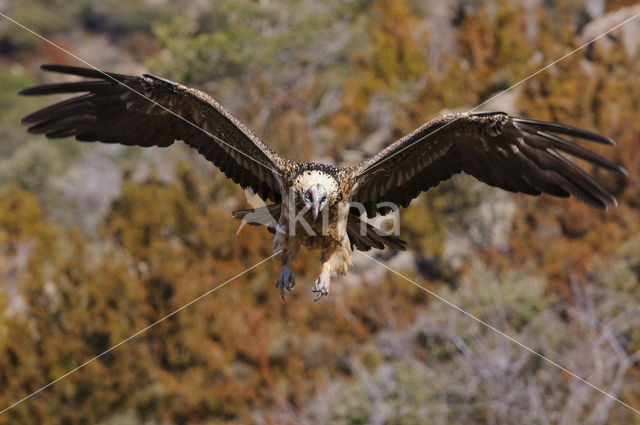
xmin=313 ymin=237 xmax=352 ymax=301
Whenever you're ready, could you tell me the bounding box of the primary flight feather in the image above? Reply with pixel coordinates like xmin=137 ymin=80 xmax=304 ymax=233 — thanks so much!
xmin=20 ymin=65 xmax=627 ymax=300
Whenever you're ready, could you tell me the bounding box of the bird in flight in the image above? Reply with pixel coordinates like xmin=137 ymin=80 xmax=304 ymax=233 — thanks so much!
xmin=20 ymin=65 xmax=627 ymax=300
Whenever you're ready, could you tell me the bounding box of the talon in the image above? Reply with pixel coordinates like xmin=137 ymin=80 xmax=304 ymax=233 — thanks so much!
xmin=286 ymin=273 xmax=295 ymax=291
xmin=276 ymin=266 xmax=296 ymax=300
xmin=312 ymin=289 xmax=328 ymax=302
xmin=312 ymin=273 xmax=330 ymax=301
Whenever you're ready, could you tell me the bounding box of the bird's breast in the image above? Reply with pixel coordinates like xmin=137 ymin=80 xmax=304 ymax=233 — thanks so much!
xmin=284 ymin=202 xmax=349 ymax=251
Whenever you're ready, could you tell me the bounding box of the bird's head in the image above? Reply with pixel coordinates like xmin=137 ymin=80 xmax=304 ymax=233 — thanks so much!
xmin=302 ymin=183 xmax=328 ymax=222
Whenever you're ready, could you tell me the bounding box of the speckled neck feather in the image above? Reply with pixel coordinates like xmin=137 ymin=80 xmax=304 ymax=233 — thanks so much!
xmin=291 ymin=170 xmax=341 ymax=206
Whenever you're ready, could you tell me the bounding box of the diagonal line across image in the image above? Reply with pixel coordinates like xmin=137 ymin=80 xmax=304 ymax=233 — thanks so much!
xmin=1 ymin=4 xmax=638 ymax=420
xmin=358 ymin=251 xmax=640 ymax=417
xmin=359 ymin=9 xmax=640 ymax=176
xmin=0 ymin=251 xmax=282 ymax=415
xmin=0 ymin=11 xmax=283 ymax=178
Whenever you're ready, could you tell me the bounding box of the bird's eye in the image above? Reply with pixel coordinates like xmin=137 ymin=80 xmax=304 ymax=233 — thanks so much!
xmin=304 ymin=192 xmax=311 ymax=200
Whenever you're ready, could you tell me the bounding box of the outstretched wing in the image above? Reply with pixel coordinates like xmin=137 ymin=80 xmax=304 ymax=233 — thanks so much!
xmin=350 ymin=112 xmax=627 ymax=217
xmin=20 ymin=64 xmax=289 ymax=202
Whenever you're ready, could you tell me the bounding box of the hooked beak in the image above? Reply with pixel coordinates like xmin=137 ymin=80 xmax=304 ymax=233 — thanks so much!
xmin=304 ymin=183 xmax=328 ymax=222
xmin=310 ymin=202 xmax=320 ymax=222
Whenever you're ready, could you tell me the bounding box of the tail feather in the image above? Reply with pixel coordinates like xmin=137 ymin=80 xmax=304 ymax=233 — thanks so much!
xmin=347 ymin=214 xmax=407 ymax=252
xmin=232 ymin=204 xmax=280 ymax=233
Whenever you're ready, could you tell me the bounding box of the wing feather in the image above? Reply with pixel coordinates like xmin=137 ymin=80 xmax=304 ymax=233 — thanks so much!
xmin=350 ymin=112 xmax=626 ymax=216
xmin=20 ymin=64 xmax=288 ymax=202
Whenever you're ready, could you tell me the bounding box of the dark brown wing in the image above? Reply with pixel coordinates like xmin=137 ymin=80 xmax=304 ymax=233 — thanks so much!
xmin=19 ymin=64 xmax=289 ymax=202
xmin=350 ymin=112 xmax=627 ymax=217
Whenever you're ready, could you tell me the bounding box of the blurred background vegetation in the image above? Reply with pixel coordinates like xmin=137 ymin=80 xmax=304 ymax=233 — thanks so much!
xmin=1 ymin=0 xmax=640 ymax=424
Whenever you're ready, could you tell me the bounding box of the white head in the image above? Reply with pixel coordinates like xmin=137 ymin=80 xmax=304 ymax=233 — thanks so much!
xmin=303 ymin=183 xmax=328 ymax=221
xmin=292 ymin=170 xmax=339 ymax=222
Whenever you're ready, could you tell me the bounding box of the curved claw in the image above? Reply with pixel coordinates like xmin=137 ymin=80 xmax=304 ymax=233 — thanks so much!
xmin=312 ymin=273 xmax=330 ymax=301
xmin=312 ymin=288 xmax=328 ymax=302
xmin=276 ymin=266 xmax=296 ymax=300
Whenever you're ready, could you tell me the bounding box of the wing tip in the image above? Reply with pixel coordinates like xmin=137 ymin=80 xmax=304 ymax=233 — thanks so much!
xmin=40 ymin=64 xmax=95 ymax=76
xmin=40 ymin=63 xmax=89 ymax=74
xmin=589 ymin=187 xmax=619 ymax=211
xmin=41 ymin=63 xmax=64 ymax=72
xmin=513 ymin=117 xmax=615 ymax=145
xmin=37 ymin=63 xmax=130 ymax=82
xmin=17 ymin=86 xmax=39 ymax=96
xmin=616 ymin=165 xmax=629 ymax=178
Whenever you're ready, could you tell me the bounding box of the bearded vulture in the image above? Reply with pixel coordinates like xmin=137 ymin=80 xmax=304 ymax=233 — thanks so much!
xmin=19 ymin=65 xmax=627 ymax=300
